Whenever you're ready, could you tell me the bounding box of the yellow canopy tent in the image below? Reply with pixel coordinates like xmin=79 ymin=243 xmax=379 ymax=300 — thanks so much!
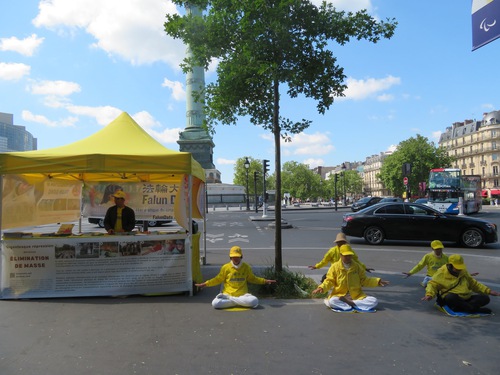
xmin=0 ymin=111 xmax=206 ymax=228
xmin=1 ymin=112 xmax=206 ymax=295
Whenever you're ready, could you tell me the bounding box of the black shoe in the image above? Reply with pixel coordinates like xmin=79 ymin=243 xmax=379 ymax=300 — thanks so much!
xmin=476 ymin=307 xmax=492 ymax=314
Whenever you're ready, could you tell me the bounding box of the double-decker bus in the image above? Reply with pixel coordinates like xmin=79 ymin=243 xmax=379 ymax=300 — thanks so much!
xmin=427 ymin=168 xmax=482 ymax=214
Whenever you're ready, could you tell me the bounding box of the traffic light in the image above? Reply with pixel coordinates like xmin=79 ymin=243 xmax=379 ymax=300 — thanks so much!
xmin=263 ymin=159 xmax=270 ymax=175
xmin=334 ymin=174 xmax=339 ymax=183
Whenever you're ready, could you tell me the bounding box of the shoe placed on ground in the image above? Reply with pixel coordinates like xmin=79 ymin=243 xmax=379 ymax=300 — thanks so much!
xmin=323 ymin=298 xmax=331 ymax=308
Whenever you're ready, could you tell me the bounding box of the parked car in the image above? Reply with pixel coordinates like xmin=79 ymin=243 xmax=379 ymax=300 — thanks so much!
xmin=379 ymin=197 xmax=404 ymax=203
xmin=88 ymin=217 xmax=172 ymax=228
xmin=341 ymin=202 xmax=497 ymax=248
xmin=351 ymin=196 xmax=382 ymax=212
xmin=414 ymin=198 xmax=429 ymax=204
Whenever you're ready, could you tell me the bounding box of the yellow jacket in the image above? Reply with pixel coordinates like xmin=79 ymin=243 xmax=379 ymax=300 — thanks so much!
xmin=314 ymin=245 xmax=366 ymax=270
xmin=425 ymin=265 xmax=490 ymax=299
xmin=205 ymin=262 xmax=266 ymax=297
xmin=408 ymin=252 xmax=449 ymax=276
xmin=319 ymin=259 xmax=380 ymax=300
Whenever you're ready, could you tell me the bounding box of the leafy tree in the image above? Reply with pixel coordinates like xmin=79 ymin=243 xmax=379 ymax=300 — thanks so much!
xmin=281 ymin=161 xmax=320 ymax=201
xmin=165 ymin=1 xmax=397 ymax=271
xmin=233 ymin=157 xmax=263 ymax=196
xmin=378 ymin=135 xmax=455 ymax=197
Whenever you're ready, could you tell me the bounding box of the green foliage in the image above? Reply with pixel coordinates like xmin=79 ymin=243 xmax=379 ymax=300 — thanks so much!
xmin=378 ymin=135 xmax=455 ymax=196
xmin=166 ymin=1 xmax=397 ymax=271
xmin=249 ymin=266 xmax=320 ymax=299
xmin=323 ymin=170 xmax=363 ymax=199
xmin=281 ymin=161 xmax=320 ymax=201
xmin=165 ymin=2 xmax=397 ymax=135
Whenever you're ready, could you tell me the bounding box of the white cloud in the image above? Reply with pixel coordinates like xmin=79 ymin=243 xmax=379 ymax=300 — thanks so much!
xmin=21 ymin=110 xmax=77 ymax=128
xmin=302 ymin=158 xmax=325 ymax=169
xmin=0 ymin=62 xmax=31 ymax=80
xmin=28 ymin=80 xmax=81 ymax=96
xmin=0 ymin=34 xmax=44 ymax=56
xmin=65 ymin=105 xmax=123 ymax=126
xmin=340 ymin=75 xmax=401 ymax=101
xmin=431 ymin=131 xmax=442 ymax=143
xmin=217 ymin=158 xmax=236 ymax=166
xmin=162 ymin=79 xmax=185 ymax=101
xmin=32 ymin=0 xmax=185 ymax=68
xmin=377 ymin=93 xmax=394 ymax=102
xmin=310 ymin=0 xmax=373 ymax=12
xmin=131 ymin=110 xmax=183 ymax=144
xmin=283 ymin=132 xmax=334 ymax=156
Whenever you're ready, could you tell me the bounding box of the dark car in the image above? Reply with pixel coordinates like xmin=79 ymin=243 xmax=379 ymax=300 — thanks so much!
xmin=414 ymin=198 xmax=429 ymax=204
xmin=341 ymin=202 xmax=497 ymax=248
xmin=379 ymin=197 xmax=403 ymax=203
xmin=351 ymin=196 xmax=382 ymax=212
xmin=88 ymin=217 xmax=172 ymax=228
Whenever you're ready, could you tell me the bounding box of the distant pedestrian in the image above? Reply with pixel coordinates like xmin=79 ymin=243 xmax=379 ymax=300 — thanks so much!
xmin=195 ymin=246 xmax=276 ymax=309
xmin=422 ymin=254 xmax=500 ymax=315
xmin=312 ymin=244 xmax=389 ymax=312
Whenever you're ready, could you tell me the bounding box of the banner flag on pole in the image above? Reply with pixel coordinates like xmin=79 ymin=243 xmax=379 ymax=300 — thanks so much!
xmin=472 ymin=0 xmax=500 ymax=50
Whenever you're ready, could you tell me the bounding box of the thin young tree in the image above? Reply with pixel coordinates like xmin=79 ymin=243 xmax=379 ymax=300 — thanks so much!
xmin=165 ymin=0 xmax=397 ymax=272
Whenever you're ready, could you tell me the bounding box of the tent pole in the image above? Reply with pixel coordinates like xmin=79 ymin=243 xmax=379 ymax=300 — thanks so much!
xmin=188 ymin=175 xmax=193 ymax=297
xmin=203 ymin=183 xmax=207 ymax=265
xmin=0 ymin=175 xmax=3 ymax=238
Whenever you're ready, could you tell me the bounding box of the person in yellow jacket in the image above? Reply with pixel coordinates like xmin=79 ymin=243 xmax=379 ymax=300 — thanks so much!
xmin=308 ymin=233 xmax=373 ymax=282
xmin=195 ymin=246 xmax=276 ymax=309
xmin=403 ymin=240 xmax=449 ymax=287
xmin=312 ymin=244 xmax=389 ymax=312
xmin=422 ymin=254 xmax=500 ymax=314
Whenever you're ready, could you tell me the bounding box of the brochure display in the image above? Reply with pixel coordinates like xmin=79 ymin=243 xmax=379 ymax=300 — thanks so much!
xmin=1 ymin=233 xmax=195 ymax=299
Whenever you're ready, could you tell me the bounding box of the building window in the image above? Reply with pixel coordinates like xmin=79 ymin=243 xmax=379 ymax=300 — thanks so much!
xmin=494 ymin=166 xmax=499 ymax=176
xmin=493 ymin=154 xmax=498 ymax=161
xmin=493 ymin=141 xmax=497 ymax=150
xmin=483 ymin=167 xmax=485 ymax=176
xmin=495 ymin=179 xmax=499 ymax=187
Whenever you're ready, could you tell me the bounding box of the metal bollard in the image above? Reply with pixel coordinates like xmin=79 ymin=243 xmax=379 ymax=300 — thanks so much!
xmin=226 ymin=205 xmax=229 ymax=210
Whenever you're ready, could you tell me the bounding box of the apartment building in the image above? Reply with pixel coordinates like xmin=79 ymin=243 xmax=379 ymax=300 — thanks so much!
xmin=439 ymin=109 xmax=500 ymax=196
xmin=362 ymin=151 xmax=392 ymax=197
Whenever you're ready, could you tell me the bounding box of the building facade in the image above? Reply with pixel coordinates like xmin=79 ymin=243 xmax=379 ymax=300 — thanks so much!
xmin=439 ymin=110 xmax=500 ymax=195
xmin=363 ymin=151 xmax=392 ymax=197
xmin=0 ymin=112 xmax=37 ymax=152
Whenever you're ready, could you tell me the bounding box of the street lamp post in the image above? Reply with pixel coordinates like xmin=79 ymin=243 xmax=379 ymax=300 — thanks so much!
xmin=244 ymin=157 xmax=250 ymax=211
xmin=341 ymin=163 xmax=346 ymax=206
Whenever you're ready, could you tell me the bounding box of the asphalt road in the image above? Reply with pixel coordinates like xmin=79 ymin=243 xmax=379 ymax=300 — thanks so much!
xmin=1 ymin=207 xmax=500 ymax=375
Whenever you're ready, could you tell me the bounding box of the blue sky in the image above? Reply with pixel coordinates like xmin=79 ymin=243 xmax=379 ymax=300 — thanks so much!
xmin=1 ymin=0 xmax=499 ymax=183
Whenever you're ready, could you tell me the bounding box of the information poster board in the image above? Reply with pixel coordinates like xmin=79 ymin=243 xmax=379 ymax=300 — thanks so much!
xmin=1 ymin=234 xmax=189 ymax=299
xmin=82 ymin=182 xmax=178 ymax=222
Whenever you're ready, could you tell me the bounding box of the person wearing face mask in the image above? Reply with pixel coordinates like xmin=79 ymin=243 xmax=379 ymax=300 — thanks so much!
xmin=312 ymin=244 xmax=389 ymax=312
xmin=422 ymin=254 xmax=500 ymax=315
xmin=195 ymin=246 xmax=276 ymax=309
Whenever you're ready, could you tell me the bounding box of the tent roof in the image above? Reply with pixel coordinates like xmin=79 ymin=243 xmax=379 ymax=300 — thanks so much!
xmin=0 ymin=112 xmax=205 ymax=182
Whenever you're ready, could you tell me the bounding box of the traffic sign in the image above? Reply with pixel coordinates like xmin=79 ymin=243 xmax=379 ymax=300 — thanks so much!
xmin=403 ymin=177 xmax=408 ymax=185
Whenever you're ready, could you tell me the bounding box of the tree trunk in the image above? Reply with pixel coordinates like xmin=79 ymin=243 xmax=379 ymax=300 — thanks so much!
xmin=273 ymin=78 xmax=282 ymax=272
